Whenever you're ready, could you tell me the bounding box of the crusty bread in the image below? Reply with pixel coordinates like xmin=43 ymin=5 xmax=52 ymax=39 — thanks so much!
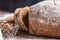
xmin=14 ymin=0 xmax=60 ymax=38
xmin=14 ymin=7 xmax=30 ymax=31
xmin=29 ymin=1 xmax=60 ymax=38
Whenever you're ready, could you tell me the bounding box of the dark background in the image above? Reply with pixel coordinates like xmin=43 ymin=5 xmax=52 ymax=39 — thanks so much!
xmin=0 ymin=0 xmax=43 ymax=12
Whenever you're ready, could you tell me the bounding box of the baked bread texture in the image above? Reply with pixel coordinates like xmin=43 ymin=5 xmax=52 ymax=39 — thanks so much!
xmin=29 ymin=1 xmax=60 ymax=38
xmin=14 ymin=1 xmax=60 ymax=38
xmin=1 ymin=0 xmax=60 ymax=38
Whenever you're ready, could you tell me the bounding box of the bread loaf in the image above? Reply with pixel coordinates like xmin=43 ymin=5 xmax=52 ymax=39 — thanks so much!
xmin=14 ymin=0 xmax=60 ymax=38
xmin=29 ymin=1 xmax=60 ymax=38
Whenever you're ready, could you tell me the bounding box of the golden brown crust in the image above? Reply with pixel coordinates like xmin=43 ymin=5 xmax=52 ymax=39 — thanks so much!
xmin=14 ymin=6 xmax=30 ymax=31
xmin=29 ymin=1 xmax=60 ymax=38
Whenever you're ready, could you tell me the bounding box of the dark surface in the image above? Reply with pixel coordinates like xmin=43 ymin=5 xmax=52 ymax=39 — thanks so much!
xmin=0 ymin=0 xmax=43 ymax=12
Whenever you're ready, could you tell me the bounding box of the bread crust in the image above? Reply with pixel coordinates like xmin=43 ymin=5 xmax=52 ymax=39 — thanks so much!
xmin=29 ymin=1 xmax=60 ymax=38
xmin=14 ymin=7 xmax=30 ymax=31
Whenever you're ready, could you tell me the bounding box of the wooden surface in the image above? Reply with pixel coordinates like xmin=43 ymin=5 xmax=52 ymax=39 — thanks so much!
xmin=0 ymin=11 xmax=59 ymax=40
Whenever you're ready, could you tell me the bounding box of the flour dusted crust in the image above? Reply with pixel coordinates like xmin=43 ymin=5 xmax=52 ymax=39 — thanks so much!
xmin=29 ymin=1 xmax=60 ymax=38
xmin=14 ymin=1 xmax=60 ymax=38
xmin=4 ymin=0 xmax=60 ymax=38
